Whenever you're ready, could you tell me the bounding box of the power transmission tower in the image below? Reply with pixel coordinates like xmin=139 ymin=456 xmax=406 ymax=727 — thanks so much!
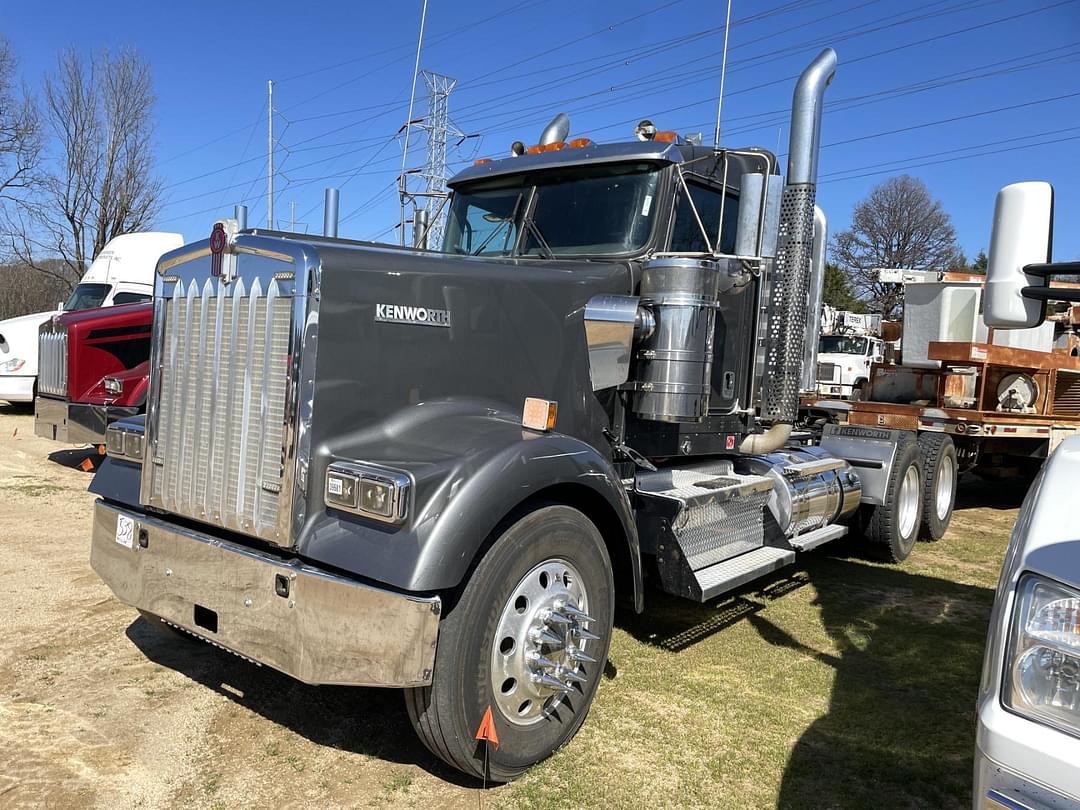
xmin=415 ymin=71 xmax=464 ymax=249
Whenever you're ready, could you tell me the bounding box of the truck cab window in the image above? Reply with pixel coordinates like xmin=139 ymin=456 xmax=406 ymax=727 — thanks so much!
xmin=819 ymin=335 xmax=868 ymax=355
xmin=670 ymin=181 xmax=739 ymax=254
xmin=520 ymin=163 xmax=659 ymax=257
xmin=112 ymin=292 xmax=151 ymax=305
xmin=443 ymin=186 xmax=523 ymax=256
xmin=64 ymin=283 xmax=111 ymax=311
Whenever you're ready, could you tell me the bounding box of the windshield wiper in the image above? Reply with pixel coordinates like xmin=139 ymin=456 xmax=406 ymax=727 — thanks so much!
xmin=524 ymin=216 xmax=554 ymax=259
xmin=471 ymin=192 xmax=523 ymax=256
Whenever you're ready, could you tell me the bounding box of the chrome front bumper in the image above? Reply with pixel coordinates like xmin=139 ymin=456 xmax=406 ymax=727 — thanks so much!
xmin=90 ymin=500 xmax=441 ymax=687
xmin=35 ymin=395 xmax=139 ymax=444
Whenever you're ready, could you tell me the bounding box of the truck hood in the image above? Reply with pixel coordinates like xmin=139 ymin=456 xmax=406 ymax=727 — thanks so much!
xmin=0 ymin=310 xmax=55 ymax=374
xmin=817 ymin=352 xmax=868 ymax=365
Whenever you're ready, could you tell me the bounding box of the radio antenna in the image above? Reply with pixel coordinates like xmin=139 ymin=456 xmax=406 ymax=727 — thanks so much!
xmin=713 ymin=0 xmax=733 ymax=147
xmin=399 ymin=0 xmax=429 ymax=245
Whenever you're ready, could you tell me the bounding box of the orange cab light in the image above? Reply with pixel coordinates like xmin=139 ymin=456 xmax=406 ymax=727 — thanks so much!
xmin=526 ymin=141 xmax=567 ymax=154
xmin=474 ymin=157 xmax=493 ymax=165
xmin=568 ymin=138 xmax=593 ymax=149
xmin=654 ymin=131 xmax=678 ymax=143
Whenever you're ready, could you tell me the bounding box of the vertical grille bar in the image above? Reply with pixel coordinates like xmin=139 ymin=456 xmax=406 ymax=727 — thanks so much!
xmin=150 ymin=274 xmax=292 ymax=544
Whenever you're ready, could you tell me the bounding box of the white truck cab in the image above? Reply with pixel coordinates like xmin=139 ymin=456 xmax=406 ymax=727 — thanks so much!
xmin=0 ymin=232 xmax=182 ymax=405
xmin=815 ymin=334 xmax=885 ymax=399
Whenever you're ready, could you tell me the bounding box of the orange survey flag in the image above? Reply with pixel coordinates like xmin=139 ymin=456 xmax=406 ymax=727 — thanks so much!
xmin=475 ymin=705 xmax=500 ymax=749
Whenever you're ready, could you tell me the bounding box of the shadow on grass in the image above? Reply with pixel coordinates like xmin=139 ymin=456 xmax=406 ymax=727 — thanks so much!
xmin=620 ymin=543 xmax=994 ymax=809
xmin=770 ymin=553 xmax=993 ymax=809
xmin=954 ymin=472 xmax=1031 ymax=511
xmin=124 ymin=618 xmax=482 ymax=788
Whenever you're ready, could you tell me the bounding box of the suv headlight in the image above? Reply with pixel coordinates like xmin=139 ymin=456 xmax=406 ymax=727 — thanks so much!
xmin=1004 ymin=573 xmax=1080 ymax=737
xmin=0 ymin=357 xmax=25 ymax=373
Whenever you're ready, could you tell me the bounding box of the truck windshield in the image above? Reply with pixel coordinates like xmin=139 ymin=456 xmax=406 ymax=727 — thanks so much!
xmin=819 ymin=336 xmax=869 ymax=355
xmin=443 ymin=162 xmax=661 ymax=257
xmin=64 ymin=283 xmax=111 ymax=311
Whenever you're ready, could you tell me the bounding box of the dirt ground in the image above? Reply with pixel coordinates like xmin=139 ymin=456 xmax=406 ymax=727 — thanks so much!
xmin=0 ymin=403 xmax=1025 ymax=809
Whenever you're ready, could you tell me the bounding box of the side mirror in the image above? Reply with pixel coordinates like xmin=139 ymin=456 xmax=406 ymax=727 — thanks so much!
xmin=984 ymin=181 xmax=1053 ymax=329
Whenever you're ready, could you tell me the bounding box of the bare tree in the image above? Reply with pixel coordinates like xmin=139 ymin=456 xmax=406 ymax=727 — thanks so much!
xmin=9 ymin=47 xmax=162 ymax=291
xmin=0 ymin=37 xmax=42 ymax=235
xmin=832 ymin=175 xmax=964 ymax=317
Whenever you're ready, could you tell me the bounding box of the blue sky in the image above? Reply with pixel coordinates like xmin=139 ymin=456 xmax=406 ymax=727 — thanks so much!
xmin=5 ymin=0 xmax=1079 ymax=260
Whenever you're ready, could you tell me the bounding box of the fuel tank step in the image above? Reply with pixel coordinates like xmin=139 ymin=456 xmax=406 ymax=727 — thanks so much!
xmin=635 ymin=462 xmax=785 ymax=602
xmin=694 ymin=546 xmax=795 ymax=602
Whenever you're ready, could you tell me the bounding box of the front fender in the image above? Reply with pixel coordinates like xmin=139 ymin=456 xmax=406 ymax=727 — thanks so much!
xmin=300 ymin=402 xmax=642 ymax=608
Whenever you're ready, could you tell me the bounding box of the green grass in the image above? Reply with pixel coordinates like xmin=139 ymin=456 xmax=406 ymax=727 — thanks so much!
xmin=490 ymin=484 xmax=1012 ymax=809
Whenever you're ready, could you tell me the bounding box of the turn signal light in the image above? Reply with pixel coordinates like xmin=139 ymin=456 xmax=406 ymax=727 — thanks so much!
xmin=474 ymin=158 xmax=493 ymax=165
xmin=568 ymin=138 xmax=593 ymax=149
xmin=522 ymin=398 xmax=558 ymax=432
xmin=654 ymin=131 xmax=678 ymax=143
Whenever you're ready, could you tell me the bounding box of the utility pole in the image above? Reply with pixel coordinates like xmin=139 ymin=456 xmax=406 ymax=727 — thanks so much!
xmin=289 ymin=201 xmax=297 ymax=232
xmin=268 ymin=79 xmax=274 ymax=228
xmin=399 ymin=0 xmax=429 ymax=245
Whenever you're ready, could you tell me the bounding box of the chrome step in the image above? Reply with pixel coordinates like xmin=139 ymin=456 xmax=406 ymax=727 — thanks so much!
xmin=695 ymin=546 xmax=795 ymax=602
xmin=788 ymin=523 xmax=848 ymax=552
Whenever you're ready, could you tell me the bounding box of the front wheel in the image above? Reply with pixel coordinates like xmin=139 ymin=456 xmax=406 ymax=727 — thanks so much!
xmin=405 ymin=505 xmax=614 ymax=782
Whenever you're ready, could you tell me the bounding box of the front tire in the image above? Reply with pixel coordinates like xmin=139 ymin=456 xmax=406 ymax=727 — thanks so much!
xmin=405 ymin=505 xmax=614 ymax=782
xmin=862 ymin=434 xmax=923 ymax=562
xmin=917 ymin=433 xmax=957 ymax=541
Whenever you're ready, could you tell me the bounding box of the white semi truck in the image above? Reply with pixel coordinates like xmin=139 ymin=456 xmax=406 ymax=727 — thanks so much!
xmin=0 ymin=232 xmax=182 ymax=405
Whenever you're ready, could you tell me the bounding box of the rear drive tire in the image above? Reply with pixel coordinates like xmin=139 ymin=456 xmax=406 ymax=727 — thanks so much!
xmin=862 ymin=434 xmax=922 ymax=562
xmin=405 ymin=505 xmax=614 ymax=782
xmin=917 ymin=433 xmax=957 ymax=541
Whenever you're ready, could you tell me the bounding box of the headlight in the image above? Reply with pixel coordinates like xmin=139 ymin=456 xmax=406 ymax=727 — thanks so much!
xmin=325 ymin=461 xmax=410 ymax=524
xmin=105 ymin=424 xmax=144 ymax=463
xmin=0 ymin=357 xmax=25 ymax=373
xmin=104 ymin=376 xmax=123 ymax=395
xmin=1004 ymin=574 xmax=1080 ymax=737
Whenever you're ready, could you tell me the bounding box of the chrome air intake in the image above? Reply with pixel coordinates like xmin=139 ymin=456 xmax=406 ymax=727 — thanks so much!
xmin=631 ymin=257 xmax=724 ymax=422
xmin=761 ymin=48 xmax=836 ymax=423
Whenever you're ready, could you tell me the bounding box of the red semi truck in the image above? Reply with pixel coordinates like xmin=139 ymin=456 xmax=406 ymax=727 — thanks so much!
xmin=35 ymin=302 xmax=152 ymax=445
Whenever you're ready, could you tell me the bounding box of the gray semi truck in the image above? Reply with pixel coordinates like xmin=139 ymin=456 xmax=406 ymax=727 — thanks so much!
xmin=87 ymin=48 xmax=956 ymax=781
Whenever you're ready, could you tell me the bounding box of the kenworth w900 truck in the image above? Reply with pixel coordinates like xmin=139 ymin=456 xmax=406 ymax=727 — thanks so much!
xmin=87 ymin=49 xmax=954 ymax=781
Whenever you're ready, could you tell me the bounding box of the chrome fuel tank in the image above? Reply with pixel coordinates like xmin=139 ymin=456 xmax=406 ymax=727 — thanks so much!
xmin=736 ymin=446 xmax=861 ymax=536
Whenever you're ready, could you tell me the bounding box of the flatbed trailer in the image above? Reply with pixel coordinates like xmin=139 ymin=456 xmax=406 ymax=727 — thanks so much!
xmin=814 ymin=340 xmax=1080 ymax=478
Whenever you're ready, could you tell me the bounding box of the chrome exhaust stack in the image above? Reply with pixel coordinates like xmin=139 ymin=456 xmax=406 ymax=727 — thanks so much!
xmin=758 ymin=48 xmax=836 ymax=432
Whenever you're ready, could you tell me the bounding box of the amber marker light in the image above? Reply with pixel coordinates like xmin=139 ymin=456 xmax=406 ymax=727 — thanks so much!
xmin=522 ymin=398 xmax=558 ymax=432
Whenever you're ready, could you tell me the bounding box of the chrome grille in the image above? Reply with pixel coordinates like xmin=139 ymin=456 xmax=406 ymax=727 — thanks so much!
xmin=38 ymin=327 xmax=68 ymax=397
xmin=150 ymin=277 xmax=292 ymax=543
xmin=817 ymin=361 xmax=839 ymax=383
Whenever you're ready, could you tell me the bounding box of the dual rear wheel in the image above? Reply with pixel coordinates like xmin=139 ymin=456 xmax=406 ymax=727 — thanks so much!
xmin=861 ymin=432 xmax=957 ymax=561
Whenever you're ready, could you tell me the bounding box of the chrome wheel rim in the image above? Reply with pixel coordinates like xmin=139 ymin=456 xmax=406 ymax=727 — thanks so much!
xmin=490 ymin=558 xmax=596 ymax=726
xmin=898 ymin=464 xmax=921 ymax=540
xmin=935 ymin=454 xmax=955 ymax=522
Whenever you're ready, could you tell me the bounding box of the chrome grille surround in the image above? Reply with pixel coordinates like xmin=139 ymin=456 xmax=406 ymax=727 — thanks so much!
xmin=38 ymin=322 xmax=68 ymax=397
xmin=140 ymin=236 xmax=317 ymax=548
